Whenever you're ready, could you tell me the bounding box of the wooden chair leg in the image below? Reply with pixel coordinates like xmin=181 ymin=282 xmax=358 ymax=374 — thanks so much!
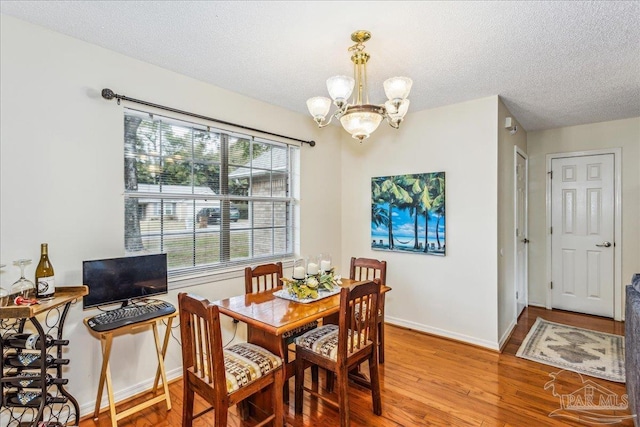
xmin=283 ymin=351 xmax=290 ymax=404
xmin=182 ymin=381 xmax=194 ymax=427
xmin=369 ymin=354 xmax=382 ymax=416
xmin=326 ymin=370 xmax=335 ymax=393
xmin=294 ymin=353 xmax=305 ymax=414
xmin=214 ymin=400 xmax=228 ymax=426
xmin=378 ymin=320 xmax=385 ymax=364
xmin=311 ymin=365 xmax=319 ymax=382
xmin=273 ymin=368 xmax=284 ymax=427
xmin=337 ymin=366 xmax=350 ymax=427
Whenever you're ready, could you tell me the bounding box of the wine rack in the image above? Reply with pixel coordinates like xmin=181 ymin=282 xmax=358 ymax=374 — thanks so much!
xmin=1 ymin=287 xmax=88 ymax=427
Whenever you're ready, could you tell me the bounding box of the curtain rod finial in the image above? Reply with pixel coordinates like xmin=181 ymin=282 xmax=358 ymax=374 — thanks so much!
xmin=102 ymin=88 xmax=115 ymax=100
xmin=308 ymin=140 xmax=316 ymax=147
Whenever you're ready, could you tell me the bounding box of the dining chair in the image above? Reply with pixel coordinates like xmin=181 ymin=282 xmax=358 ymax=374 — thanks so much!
xmin=244 ymin=262 xmax=318 ymax=402
xmin=178 ymin=292 xmax=284 ymax=427
xmin=350 ymin=257 xmax=387 ymax=363
xmin=294 ymin=280 xmax=382 ymax=427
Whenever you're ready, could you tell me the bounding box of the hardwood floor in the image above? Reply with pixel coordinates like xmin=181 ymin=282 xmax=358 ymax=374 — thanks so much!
xmin=79 ymin=306 xmax=633 ymax=426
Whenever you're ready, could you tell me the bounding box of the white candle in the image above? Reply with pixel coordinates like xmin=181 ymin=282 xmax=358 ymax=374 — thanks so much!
xmin=293 ymin=266 xmax=306 ymax=279
xmin=320 ymin=260 xmax=331 ymax=272
xmin=307 ymin=262 xmax=319 ymax=275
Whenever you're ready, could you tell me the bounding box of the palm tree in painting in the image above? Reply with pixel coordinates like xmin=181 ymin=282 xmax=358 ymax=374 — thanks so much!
xmin=372 ymin=175 xmax=412 ymax=250
xmin=422 ymin=173 xmax=442 ymax=253
xmin=371 ymin=203 xmax=389 ymax=228
xmin=398 ymin=174 xmax=431 ymax=250
xmin=430 ymin=174 xmax=446 ymax=250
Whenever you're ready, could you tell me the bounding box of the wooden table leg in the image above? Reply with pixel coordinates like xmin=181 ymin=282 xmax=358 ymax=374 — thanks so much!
xmin=151 ymin=321 xmax=172 ymax=410
xmin=93 ymin=334 xmax=114 ymax=423
xmin=152 ymin=317 xmax=173 ymax=394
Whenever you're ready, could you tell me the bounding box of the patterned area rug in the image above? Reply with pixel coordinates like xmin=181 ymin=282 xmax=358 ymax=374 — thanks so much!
xmin=516 ymin=318 xmax=625 ymax=383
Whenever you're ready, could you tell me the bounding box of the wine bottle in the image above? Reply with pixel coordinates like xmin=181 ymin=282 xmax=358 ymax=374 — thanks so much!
xmin=3 ymin=353 xmax=70 ymax=369
xmin=4 ymin=391 xmax=67 ymax=407
xmin=35 ymin=243 xmax=55 ymax=300
xmin=3 ymin=333 xmax=69 ymax=350
xmin=3 ymin=372 xmax=68 ymax=388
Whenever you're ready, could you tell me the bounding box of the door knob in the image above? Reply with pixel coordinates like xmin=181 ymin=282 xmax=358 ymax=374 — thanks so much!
xmin=521 ymin=238 xmax=530 ymax=244
xmin=595 ymin=241 xmax=612 ymax=248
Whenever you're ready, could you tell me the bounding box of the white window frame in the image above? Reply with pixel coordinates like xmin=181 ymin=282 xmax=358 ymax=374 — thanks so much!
xmin=123 ymin=108 xmax=300 ymax=287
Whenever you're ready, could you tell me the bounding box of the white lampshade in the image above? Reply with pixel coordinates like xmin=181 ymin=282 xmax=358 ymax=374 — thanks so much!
xmin=383 ymin=76 xmax=413 ymax=102
xmin=339 ymin=108 xmax=383 ymax=140
xmin=306 ymin=97 xmax=331 ymax=120
xmin=385 ymin=99 xmax=410 ymax=120
xmin=326 ymin=75 xmax=355 ymax=103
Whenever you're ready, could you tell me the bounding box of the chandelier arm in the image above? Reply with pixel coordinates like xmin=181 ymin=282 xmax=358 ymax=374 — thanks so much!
xmin=316 ymin=117 xmax=334 ymax=128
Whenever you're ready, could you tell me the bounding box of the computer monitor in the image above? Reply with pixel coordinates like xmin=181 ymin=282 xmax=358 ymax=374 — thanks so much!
xmin=82 ymin=253 xmax=168 ymax=309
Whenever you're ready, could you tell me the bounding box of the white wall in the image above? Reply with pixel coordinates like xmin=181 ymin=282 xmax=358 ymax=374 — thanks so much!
xmin=340 ymin=96 xmax=501 ymax=349
xmin=0 ymin=15 xmax=343 ymax=417
xmin=527 ymin=117 xmax=640 ymax=311
xmin=497 ymin=100 xmax=527 ymax=347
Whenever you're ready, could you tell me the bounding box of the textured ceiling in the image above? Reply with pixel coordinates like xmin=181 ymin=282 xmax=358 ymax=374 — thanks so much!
xmin=1 ymin=1 xmax=639 ymax=132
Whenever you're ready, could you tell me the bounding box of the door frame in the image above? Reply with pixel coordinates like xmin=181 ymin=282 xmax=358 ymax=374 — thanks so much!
xmin=545 ymin=148 xmax=623 ymax=320
xmin=514 ymin=146 xmax=528 ymax=317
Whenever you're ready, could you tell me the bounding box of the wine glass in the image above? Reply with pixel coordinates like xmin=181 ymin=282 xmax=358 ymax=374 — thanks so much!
xmin=10 ymin=259 xmax=36 ymax=299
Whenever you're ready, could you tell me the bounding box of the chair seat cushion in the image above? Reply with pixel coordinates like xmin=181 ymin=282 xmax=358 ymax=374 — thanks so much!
xmin=283 ymin=320 xmax=318 ymax=341
xmin=295 ymin=325 xmax=371 ymax=361
xmin=224 ymin=342 xmax=282 ymax=394
xmin=355 ymin=301 xmax=382 ymax=318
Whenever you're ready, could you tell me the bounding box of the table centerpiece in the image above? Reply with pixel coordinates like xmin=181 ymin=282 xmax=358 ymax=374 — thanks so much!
xmin=280 ymin=269 xmax=342 ymax=300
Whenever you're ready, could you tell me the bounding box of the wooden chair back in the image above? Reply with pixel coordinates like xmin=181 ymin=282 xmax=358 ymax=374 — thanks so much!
xmin=245 ymin=262 xmax=283 ymax=294
xmin=179 ymin=292 xmax=284 ymax=426
xmin=350 ymin=257 xmax=387 ymax=286
xmin=338 ymin=280 xmax=380 ymax=362
xmin=178 ymin=293 xmax=226 ymax=396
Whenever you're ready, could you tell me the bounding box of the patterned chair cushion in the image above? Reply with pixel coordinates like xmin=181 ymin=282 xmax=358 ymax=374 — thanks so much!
xmin=295 ymin=324 xmax=371 ymax=361
xmin=224 ymin=342 xmax=282 ymax=394
xmin=355 ymin=301 xmax=382 ymax=318
xmin=282 ymin=320 xmax=318 ymax=342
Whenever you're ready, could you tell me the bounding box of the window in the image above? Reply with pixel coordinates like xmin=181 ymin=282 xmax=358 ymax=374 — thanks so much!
xmin=124 ymin=109 xmax=299 ymax=278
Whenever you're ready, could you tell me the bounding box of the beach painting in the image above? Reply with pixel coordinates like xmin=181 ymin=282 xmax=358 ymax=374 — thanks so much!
xmin=371 ymin=172 xmax=445 ymax=256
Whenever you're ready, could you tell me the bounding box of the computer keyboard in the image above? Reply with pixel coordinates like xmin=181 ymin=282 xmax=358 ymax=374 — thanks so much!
xmin=86 ymin=300 xmax=176 ymax=332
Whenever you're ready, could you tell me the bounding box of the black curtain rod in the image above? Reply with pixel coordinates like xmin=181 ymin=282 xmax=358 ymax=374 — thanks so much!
xmin=101 ymin=88 xmax=315 ymax=147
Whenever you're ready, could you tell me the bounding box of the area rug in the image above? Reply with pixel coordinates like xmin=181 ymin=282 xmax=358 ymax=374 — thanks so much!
xmin=516 ymin=317 xmax=625 ymax=383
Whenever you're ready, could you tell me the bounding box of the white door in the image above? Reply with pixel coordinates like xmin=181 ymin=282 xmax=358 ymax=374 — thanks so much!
xmin=515 ymin=150 xmax=528 ymax=317
xmin=551 ymin=154 xmax=615 ymax=317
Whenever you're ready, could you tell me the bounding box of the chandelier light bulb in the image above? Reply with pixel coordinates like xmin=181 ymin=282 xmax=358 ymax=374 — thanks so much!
xmin=340 ymin=108 xmax=384 ymax=141
xmin=385 ymin=99 xmax=410 ymax=121
xmin=326 ymin=75 xmax=355 ymax=105
xmin=306 ymin=97 xmax=331 ymax=122
xmin=384 ymin=77 xmax=413 ymax=103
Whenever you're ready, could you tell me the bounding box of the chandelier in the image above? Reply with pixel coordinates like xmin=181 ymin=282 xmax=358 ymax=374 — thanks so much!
xmin=306 ymin=30 xmax=413 ymax=142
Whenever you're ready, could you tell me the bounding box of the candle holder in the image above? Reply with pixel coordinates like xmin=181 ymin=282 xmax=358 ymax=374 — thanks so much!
xmin=319 ymin=253 xmax=332 ymax=273
xmin=281 ymin=256 xmax=341 ymax=300
xmin=292 ymin=258 xmax=307 ymax=280
xmin=306 ymin=255 xmax=320 ymax=277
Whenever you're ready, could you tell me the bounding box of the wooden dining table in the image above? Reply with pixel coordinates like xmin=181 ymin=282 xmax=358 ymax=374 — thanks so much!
xmin=213 ymin=277 xmax=391 ymax=420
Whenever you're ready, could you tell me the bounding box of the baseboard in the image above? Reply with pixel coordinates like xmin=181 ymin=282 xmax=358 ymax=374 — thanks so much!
xmin=498 ymin=318 xmax=517 ymax=352
xmin=385 ymin=316 xmax=500 ymax=351
xmin=528 ymin=301 xmax=547 ymax=308
xmin=79 ymin=366 xmax=183 ymax=419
